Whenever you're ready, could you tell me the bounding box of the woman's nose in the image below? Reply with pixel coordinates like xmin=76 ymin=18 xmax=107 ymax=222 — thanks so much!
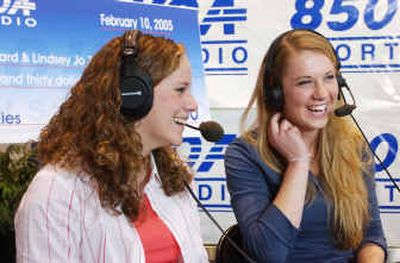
xmin=185 ymin=93 xmax=198 ymax=112
xmin=314 ymin=81 xmax=329 ymax=99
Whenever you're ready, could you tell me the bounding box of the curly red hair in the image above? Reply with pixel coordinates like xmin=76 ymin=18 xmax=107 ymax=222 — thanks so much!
xmin=38 ymin=31 xmax=192 ymax=219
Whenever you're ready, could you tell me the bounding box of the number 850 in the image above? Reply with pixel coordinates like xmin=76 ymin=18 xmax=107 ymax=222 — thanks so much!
xmin=290 ymin=0 xmax=397 ymax=31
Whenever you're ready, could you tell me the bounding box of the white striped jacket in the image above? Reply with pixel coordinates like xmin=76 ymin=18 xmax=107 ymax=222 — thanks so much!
xmin=15 ymin=156 xmax=208 ymax=263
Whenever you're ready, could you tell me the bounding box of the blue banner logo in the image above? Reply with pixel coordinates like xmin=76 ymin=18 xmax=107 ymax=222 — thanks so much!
xmin=0 ymin=0 xmax=37 ymax=28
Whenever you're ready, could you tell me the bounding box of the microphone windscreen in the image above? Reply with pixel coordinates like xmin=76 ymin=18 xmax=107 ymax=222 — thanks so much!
xmin=334 ymin=105 xmax=356 ymax=117
xmin=199 ymin=121 xmax=224 ymax=142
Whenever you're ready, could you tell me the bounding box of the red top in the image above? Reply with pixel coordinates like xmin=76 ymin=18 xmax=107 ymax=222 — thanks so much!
xmin=134 ymin=193 xmax=182 ymax=263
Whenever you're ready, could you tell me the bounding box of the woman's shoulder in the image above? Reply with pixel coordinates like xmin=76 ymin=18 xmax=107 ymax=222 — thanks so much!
xmin=34 ymin=164 xmax=89 ymax=187
xmin=21 ymin=164 xmax=95 ymax=207
xmin=225 ymin=131 xmax=275 ymax=172
xmin=225 ymin=131 xmax=259 ymax=159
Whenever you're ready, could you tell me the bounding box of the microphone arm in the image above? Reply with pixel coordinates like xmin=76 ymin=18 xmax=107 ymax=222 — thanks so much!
xmin=174 ymin=119 xmax=225 ymax=142
xmin=349 ymin=113 xmax=400 ymax=193
xmin=340 ymin=77 xmax=356 ymax=107
xmin=335 ymin=76 xmax=357 ymax=117
xmin=179 ymin=122 xmax=201 ymax=131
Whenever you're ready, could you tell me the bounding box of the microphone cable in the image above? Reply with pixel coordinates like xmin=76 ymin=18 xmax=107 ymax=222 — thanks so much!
xmin=178 ymin=119 xmax=255 ymax=261
xmin=185 ymin=183 xmax=256 ymax=263
xmin=349 ymin=113 xmax=400 ymax=193
xmin=339 ymin=84 xmax=400 ymax=193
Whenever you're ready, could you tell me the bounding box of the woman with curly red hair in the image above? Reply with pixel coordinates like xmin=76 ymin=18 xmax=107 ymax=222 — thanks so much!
xmin=15 ymin=30 xmax=208 ymax=262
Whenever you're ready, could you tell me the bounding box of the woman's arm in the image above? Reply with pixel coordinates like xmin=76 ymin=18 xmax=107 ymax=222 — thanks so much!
xmin=272 ymin=160 xmax=309 ymax=227
xmin=357 ymin=243 xmax=385 ymax=263
xmin=268 ymin=114 xmax=311 ymax=228
xmin=225 ymin=139 xmax=308 ymax=262
xmin=225 ymin=114 xmax=313 ymax=262
xmin=356 ymin=163 xmax=387 ymax=262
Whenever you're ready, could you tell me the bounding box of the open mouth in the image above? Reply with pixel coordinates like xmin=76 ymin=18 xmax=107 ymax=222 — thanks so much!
xmin=307 ymin=104 xmax=327 ymax=113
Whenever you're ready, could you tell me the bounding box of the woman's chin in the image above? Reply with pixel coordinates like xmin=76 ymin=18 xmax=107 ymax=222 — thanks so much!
xmin=170 ymin=136 xmax=183 ymax=147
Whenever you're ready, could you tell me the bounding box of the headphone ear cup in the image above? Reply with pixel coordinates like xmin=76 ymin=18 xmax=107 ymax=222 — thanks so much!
xmin=120 ymin=65 xmax=153 ymax=119
xmin=119 ymin=36 xmax=154 ymax=120
xmin=119 ymin=30 xmax=153 ymax=120
xmin=265 ymin=84 xmax=284 ymax=112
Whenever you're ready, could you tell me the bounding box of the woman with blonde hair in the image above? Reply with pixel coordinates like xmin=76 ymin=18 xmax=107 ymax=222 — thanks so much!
xmin=15 ymin=30 xmax=208 ymax=262
xmin=224 ymin=29 xmax=386 ymax=262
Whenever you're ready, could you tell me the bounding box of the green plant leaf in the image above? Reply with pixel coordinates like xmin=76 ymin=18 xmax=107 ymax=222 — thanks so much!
xmin=0 ymin=143 xmax=39 ymax=234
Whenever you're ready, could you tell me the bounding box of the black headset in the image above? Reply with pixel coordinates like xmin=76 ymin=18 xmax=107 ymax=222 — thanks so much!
xmin=263 ymin=29 xmax=347 ymax=112
xmin=120 ymin=30 xmax=153 ymax=120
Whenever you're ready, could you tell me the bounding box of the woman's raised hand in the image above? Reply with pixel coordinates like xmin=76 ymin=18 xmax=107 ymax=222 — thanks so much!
xmin=268 ymin=113 xmax=309 ymax=163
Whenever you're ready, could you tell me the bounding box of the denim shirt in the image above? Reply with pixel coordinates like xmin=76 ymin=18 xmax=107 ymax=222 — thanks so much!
xmin=224 ymin=137 xmax=387 ymax=263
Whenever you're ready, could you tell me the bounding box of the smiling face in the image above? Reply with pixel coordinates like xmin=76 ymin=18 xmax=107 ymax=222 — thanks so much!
xmin=281 ymin=50 xmax=339 ymax=133
xmin=135 ymin=54 xmax=197 ymax=154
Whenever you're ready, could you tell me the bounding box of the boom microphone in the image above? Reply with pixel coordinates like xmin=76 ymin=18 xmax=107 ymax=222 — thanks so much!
xmin=334 ymin=104 xmax=357 ymax=117
xmin=175 ymin=119 xmax=225 ymax=142
xmin=335 ymin=74 xmax=356 ymax=117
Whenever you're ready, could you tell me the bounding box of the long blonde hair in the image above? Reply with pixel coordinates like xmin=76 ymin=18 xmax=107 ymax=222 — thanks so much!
xmin=241 ymin=29 xmax=370 ymax=249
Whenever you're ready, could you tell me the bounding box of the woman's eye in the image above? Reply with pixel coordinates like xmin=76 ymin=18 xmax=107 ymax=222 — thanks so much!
xmin=176 ymin=87 xmax=186 ymax=93
xmin=298 ymin=80 xmax=312 ymax=86
xmin=326 ymin=74 xmax=335 ymax=80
